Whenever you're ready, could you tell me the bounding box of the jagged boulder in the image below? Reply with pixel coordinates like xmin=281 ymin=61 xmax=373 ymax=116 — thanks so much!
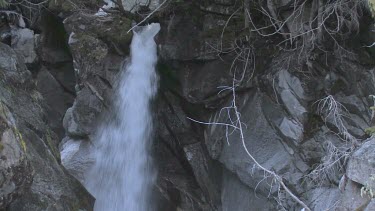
xmin=347 ymin=137 xmax=375 ymax=188
xmin=11 ymin=28 xmax=38 ymax=65
xmin=205 ymin=90 xmax=309 ymax=201
xmin=0 ymin=102 xmax=32 ymax=209
xmin=0 ymin=42 xmax=94 ymax=210
xmin=60 ymin=137 xmax=94 ymax=184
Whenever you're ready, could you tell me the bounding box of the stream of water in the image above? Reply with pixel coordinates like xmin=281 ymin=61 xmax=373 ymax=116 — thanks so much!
xmin=85 ymin=23 xmax=160 ymax=211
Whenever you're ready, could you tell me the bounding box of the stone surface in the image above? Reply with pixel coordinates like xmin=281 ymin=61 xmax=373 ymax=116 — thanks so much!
xmin=0 ymin=0 xmax=372 ymax=210
xmin=0 ymin=42 xmax=93 ymax=210
xmin=347 ymin=137 xmax=375 ymax=188
xmin=11 ymin=27 xmax=38 ymax=64
xmin=340 ymin=180 xmax=371 ymax=211
xmin=303 ymin=188 xmax=340 ymax=211
xmin=277 ymin=70 xmax=308 ymax=123
xmin=221 ymin=169 xmax=274 ymax=211
xmin=0 ymin=101 xmax=32 ymax=209
xmin=364 ymin=200 xmax=375 ymax=211
xmin=63 ymin=87 xmax=103 ymax=138
xmin=0 ymin=43 xmax=31 ymax=85
xmin=206 ymin=91 xmax=308 ymax=197
xmin=278 ymin=117 xmax=304 ymax=145
xmin=37 ymin=68 xmax=74 ymax=136
xmin=60 ymin=138 xmax=94 ymax=184
xmin=183 ymin=143 xmax=221 ymax=207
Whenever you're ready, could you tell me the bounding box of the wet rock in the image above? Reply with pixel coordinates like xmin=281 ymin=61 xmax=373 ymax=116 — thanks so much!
xmin=60 ymin=137 xmax=94 ymax=184
xmin=64 ymin=13 xmax=132 ymax=55
xmin=63 ymin=87 xmax=104 ymax=137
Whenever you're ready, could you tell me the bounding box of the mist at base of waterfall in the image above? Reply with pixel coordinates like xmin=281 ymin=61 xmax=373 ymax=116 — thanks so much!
xmin=85 ymin=23 xmax=161 ymax=211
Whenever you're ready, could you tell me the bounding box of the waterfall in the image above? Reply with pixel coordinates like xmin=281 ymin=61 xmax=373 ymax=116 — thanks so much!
xmin=85 ymin=23 xmax=160 ymax=211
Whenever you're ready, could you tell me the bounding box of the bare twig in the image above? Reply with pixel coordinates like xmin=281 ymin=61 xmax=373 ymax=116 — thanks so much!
xmin=305 ymin=95 xmax=358 ymax=185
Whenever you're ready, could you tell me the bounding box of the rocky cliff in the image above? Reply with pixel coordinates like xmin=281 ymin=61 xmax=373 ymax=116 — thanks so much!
xmin=1 ymin=0 xmax=375 ymax=210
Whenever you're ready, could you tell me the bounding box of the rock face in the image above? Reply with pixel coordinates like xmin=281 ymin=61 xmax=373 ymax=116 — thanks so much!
xmin=2 ymin=0 xmax=375 ymax=210
xmin=0 ymin=8 xmax=93 ymax=211
xmin=0 ymin=100 xmax=32 ymax=209
xmin=56 ymin=0 xmax=375 ymax=210
xmin=11 ymin=28 xmax=38 ymax=65
xmin=347 ymin=138 xmax=375 ymax=188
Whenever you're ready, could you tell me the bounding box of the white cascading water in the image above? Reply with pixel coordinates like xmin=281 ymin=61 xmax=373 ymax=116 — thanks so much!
xmin=85 ymin=23 xmax=160 ymax=211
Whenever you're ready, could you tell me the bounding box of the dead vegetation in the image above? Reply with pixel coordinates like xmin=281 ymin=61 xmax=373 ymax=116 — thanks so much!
xmin=189 ymin=0 xmax=374 ymax=210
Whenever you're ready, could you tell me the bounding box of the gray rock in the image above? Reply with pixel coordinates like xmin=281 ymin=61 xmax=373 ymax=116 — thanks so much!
xmin=277 ymin=70 xmax=308 ymax=123
xmin=63 ymin=87 xmax=104 ymax=137
xmin=261 ymin=94 xmax=302 ymax=148
xmin=344 ymin=113 xmax=368 ymax=138
xmin=278 ymin=69 xmax=307 ymax=101
xmin=41 ymin=47 xmax=72 ymax=64
xmin=0 ymin=41 xmax=93 ymax=210
xmin=37 ymin=68 xmax=74 ymax=136
xmin=0 ymin=43 xmax=31 ymax=85
xmin=336 ymin=94 xmax=369 ymax=123
xmin=183 ymin=143 xmax=221 ymax=207
xmin=121 ymin=0 xmax=162 ymax=11
xmin=278 ymin=117 xmax=304 ymax=145
xmin=179 ymin=59 xmax=234 ymax=104
xmin=60 ymin=138 xmax=95 ymax=184
xmin=200 ymin=1 xmax=237 ymax=16
xmin=158 ymin=9 xmax=241 ymax=62
xmin=280 ymin=89 xmax=308 ymax=122
xmin=206 ymin=91 xmax=308 ymax=195
xmin=7 ymin=127 xmax=93 ymax=211
xmin=300 ymin=128 xmax=335 ymax=165
xmin=340 ymin=179 xmax=371 ymax=211
xmin=347 ymin=137 xmax=375 ymax=188
xmin=11 ymin=27 xmax=38 ymax=64
xmin=49 ymin=62 xmax=76 ymax=93
xmin=303 ymin=187 xmax=340 ymax=211
xmin=0 ymin=102 xmax=32 ymax=209
xmin=37 ymin=69 xmax=68 ymax=117
xmin=221 ymin=169 xmax=274 ymax=211
xmin=364 ymin=200 xmax=375 ymax=211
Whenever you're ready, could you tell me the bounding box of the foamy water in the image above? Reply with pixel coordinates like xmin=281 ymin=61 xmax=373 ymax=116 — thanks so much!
xmin=85 ymin=23 xmax=160 ymax=211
